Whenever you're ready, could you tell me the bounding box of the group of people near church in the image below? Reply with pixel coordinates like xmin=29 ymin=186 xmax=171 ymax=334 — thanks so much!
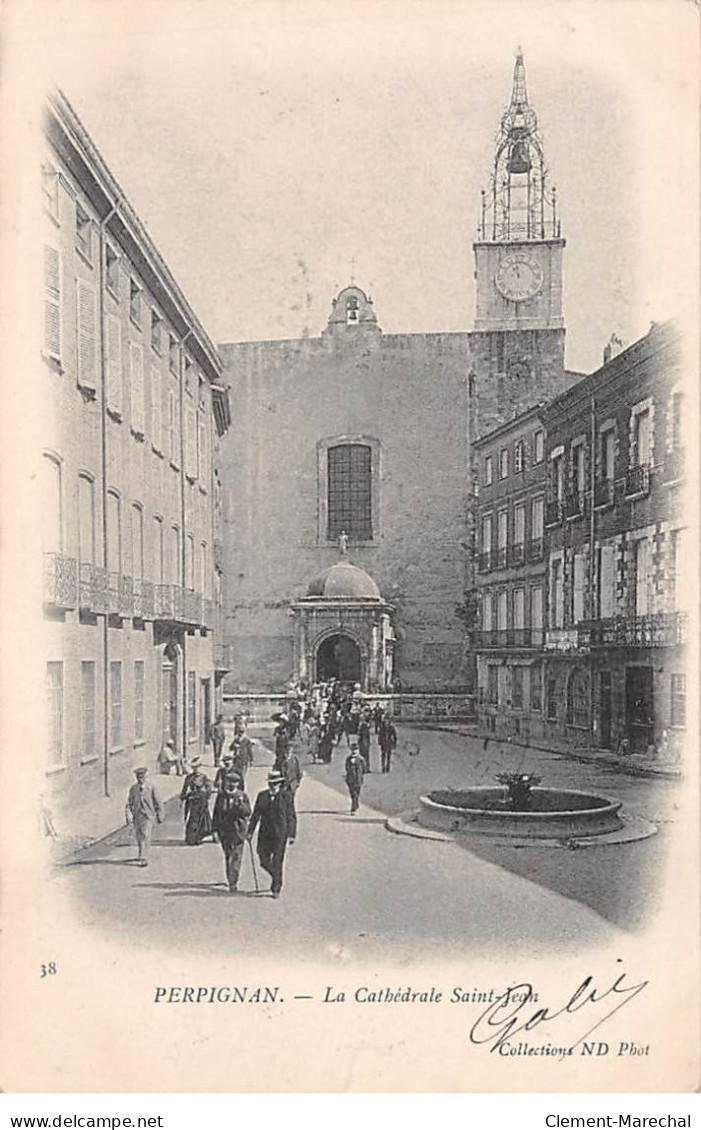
xmin=125 ymin=682 xmax=399 ymax=896
xmin=278 ymin=678 xmax=398 ymax=776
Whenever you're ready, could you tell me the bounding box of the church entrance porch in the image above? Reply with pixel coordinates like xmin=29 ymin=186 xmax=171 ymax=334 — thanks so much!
xmin=315 ymin=633 xmax=362 ymax=683
xmin=290 ymin=559 xmax=395 ymax=693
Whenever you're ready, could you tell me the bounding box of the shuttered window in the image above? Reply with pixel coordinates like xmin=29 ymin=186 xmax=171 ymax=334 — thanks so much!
xmin=76 ymin=281 xmax=98 ymax=391
xmin=44 ymin=246 xmax=61 ymax=359
xmin=185 ymin=403 xmax=197 ymax=479
xmin=151 ymin=367 xmax=162 ymax=452
xmin=130 ymin=342 xmax=145 ymax=435
xmin=105 ymin=314 xmax=122 ymax=412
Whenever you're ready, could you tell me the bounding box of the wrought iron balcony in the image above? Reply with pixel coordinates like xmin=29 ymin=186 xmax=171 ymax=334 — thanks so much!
xmin=508 ymin=542 xmax=525 ymax=567
xmin=155 ymin=583 xmax=176 ymax=620
xmin=578 ymin=612 xmax=688 ymax=649
xmin=79 ymin=563 xmax=110 ymax=613
xmin=108 ymin=573 xmax=133 ymax=617
xmin=478 ymin=551 xmax=493 ymax=573
xmin=132 ymin=578 xmax=155 ymax=620
xmin=594 ymin=478 xmax=615 ymax=509
xmin=44 ymin=552 xmax=77 ymax=609
xmin=473 ymin=627 xmax=545 ymax=649
xmin=545 ymin=499 xmax=563 ymax=526
xmin=565 ymin=490 xmax=585 ymax=519
xmin=527 ymin=537 xmax=544 ymax=563
xmin=625 ymin=464 xmax=651 ymax=499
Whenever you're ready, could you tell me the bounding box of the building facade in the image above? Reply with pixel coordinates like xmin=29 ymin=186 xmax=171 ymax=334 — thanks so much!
xmin=218 ymin=291 xmax=473 ymax=693
xmin=541 ymin=321 xmax=687 ymax=756
xmin=472 ymin=405 xmax=548 ymax=738
xmin=472 ymin=321 xmax=688 ymax=758
xmin=218 ymin=51 xmax=579 ymax=698
xmin=41 ymin=92 xmax=230 ymax=811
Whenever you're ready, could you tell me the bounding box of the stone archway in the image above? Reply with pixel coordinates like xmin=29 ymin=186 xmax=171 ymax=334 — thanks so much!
xmin=315 ymin=633 xmax=362 ymax=683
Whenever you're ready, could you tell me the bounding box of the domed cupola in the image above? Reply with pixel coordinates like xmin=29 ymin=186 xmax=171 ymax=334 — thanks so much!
xmin=306 ymin=561 xmax=382 ymax=601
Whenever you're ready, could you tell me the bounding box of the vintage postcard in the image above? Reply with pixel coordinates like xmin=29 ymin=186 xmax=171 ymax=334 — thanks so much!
xmin=0 ymin=0 xmax=698 ymax=1094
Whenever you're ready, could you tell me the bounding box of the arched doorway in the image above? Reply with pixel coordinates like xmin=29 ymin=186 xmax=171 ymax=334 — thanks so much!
xmin=316 ymin=634 xmax=362 ymax=683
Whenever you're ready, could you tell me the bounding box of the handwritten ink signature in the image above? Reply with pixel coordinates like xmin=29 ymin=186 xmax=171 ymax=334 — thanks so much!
xmin=469 ymin=969 xmax=649 ymax=1053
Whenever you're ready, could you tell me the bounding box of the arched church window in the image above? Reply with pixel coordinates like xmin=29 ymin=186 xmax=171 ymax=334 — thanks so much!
xmin=327 ymin=444 xmax=372 ymax=541
xmin=346 ymin=296 xmax=359 ymax=324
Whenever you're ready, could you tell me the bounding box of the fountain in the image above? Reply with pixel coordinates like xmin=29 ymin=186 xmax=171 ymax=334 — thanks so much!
xmin=416 ymin=771 xmax=624 ymax=840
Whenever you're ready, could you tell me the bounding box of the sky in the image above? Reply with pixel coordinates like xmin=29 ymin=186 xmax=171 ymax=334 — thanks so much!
xmin=14 ymin=0 xmax=699 ymax=374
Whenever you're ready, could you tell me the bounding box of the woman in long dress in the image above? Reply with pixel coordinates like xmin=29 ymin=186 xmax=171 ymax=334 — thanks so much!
xmin=179 ymin=757 xmax=213 ymax=844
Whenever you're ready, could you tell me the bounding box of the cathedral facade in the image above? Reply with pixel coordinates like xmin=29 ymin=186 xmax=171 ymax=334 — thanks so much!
xmin=218 ymin=52 xmax=580 ymax=695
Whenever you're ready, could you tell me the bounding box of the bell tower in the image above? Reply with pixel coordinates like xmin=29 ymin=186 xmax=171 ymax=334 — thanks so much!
xmin=472 ymin=50 xmax=566 ymax=430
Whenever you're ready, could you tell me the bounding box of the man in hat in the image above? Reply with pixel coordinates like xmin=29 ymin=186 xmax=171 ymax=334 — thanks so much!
xmin=345 ymin=741 xmax=366 ymax=816
xmin=125 ymin=767 xmax=164 ymax=866
xmin=210 ymin=714 xmax=226 ymax=768
xmin=230 ymin=732 xmax=254 ymax=780
xmin=212 ymin=772 xmax=251 ymax=892
xmin=274 ymin=740 xmax=303 ymax=845
xmin=378 ymin=716 xmax=398 ymax=774
xmin=214 ymin=751 xmax=236 ymax=793
xmin=247 ymin=770 xmax=290 ymax=898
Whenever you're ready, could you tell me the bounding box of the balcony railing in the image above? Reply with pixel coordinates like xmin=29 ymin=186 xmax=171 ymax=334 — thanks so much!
xmin=133 ymin=578 xmax=155 ymax=620
xmin=478 ymin=551 xmax=492 ymax=573
xmin=565 ymin=490 xmax=585 ymax=519
xmin=594 ymin=478 xmax=615 ymax=509
xmin=625 ymin=464 xmax=651 ymax=499
xmin=108 ymin=573 xmax=133 ymax=617
xmin=155 ymin=583 xmax=176 ymax=619
xmin=473 ymin=627 xmax=545 ymax=649
xmin=545 ymin=499 xmax=562 ymax=526
xmin=79 ymin=563 xmax=110 ymax=613
xmin=508 ymin=542 xmax=525 ymax=567
xmin=44 ymin=552 xmax=77 ymax=609
xmin=578 ymin=612 xmax=688 ymax=649
xmin=527 ymin=537 xmax=544 ymax=563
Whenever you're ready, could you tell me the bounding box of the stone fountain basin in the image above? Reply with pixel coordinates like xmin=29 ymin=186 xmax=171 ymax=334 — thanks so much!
xmin=419 ymin=787 xmax=623 ymax=839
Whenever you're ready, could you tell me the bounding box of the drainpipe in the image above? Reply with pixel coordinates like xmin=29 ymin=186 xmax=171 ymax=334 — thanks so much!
xmin=589 ymin=395 xmax=597 ymax=745
xmin=98 ymin=200 xmax=120 ymax=797
xmin=179 ymin=328 xmax=192 ymax=765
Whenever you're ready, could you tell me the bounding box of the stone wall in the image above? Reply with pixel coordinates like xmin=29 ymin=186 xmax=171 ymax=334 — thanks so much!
xmin=219 ymin=328 xmax=473 ymax=692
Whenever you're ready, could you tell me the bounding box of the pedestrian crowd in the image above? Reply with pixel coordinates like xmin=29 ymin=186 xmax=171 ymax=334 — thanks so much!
xmin=125 ymin=679 xmax=399 ymax=897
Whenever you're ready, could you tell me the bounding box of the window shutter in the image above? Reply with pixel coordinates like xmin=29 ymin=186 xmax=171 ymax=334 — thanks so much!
xmin=186 ymin=404 xmax=197 ymax=477
xmin=76 ymin=281 xmax=98 ymax=390
xmin=44 ymin=247 xmax=61 ymax=358
xmin=105 ymin=314 xmax=122 ymax=410
xmin=130 ymin=343 xmax=144 ymax=434
xmin=151 ymin=367 xmax=162 ymax=451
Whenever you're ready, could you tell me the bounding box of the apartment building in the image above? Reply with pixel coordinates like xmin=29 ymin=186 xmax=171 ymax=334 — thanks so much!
xmin=472 ymin=405 xmax=548 ymax=739
xmin=41 ymin=92 xmax=231 ymax=810
xmin=541 ymin=321 xmax=687 ymax=755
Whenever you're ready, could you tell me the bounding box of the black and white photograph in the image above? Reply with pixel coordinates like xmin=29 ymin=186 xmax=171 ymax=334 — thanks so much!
xmin=0 ymin=0 xmax=698 ymax=1095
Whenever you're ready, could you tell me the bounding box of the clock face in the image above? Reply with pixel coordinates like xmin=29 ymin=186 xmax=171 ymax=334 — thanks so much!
xmin=495 ymin=255 xmax=543 ymax=302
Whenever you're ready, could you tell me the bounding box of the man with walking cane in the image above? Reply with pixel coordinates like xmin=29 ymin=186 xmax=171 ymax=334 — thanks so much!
xmin=246 ymin=770 xmax=291 ymax=899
